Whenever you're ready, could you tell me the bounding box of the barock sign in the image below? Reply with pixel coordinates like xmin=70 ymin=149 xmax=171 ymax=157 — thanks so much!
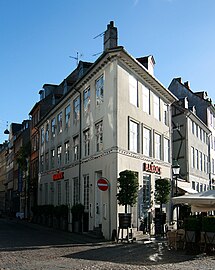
xmin=52 ymin=171 xmax=64 ymax=181
xmin=143 ymin=162 xmax=161 ymax=175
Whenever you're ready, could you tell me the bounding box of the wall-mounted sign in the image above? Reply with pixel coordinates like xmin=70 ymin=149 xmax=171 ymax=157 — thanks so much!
xmin=97 ymin=178 xmax=109 ymax=191
xmin=52 ymin=171 xmax=64 ymax=181
xmin=143 ymin=162 xmax=161 ymax=175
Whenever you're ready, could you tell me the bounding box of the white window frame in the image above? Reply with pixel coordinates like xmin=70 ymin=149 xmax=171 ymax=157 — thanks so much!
xmin=73 ymin=96 xmax=80 ymax=123
xmin=163 ymin=138 xmax=170 ymax=162
xmin=154 ymin=133 xmax=161 ymax=160
xmin=143 ymin=127 xmax=151 ymax=157
xmin=129 ymin=119 xmax=139 ymax=153
xmin=84 ymin=129 xmax=90 ymax=156
xmin=153 ymin=93 xmax=160 ymax=121
xmin=65 ymin=105 xmax=71 ymax=128
xmin=73 ymin=136 xmax=79 ymax=161
xmin=57 ymin=112 xmax=63 ymax=133
xmin=65 ymin=141 xmax=70 ymax=164
xmin=142 ymin=84 xmax=150 ymax=114
xmin=95 ymin=121 xmax=103 ymax=152
xmin=96 ymin=75 xmax=104 ymax=105
xmin=83 ymin=87 xmax=90 ymax=113
xmin=129 ymin=75 xmax=138 ymax=107
xmin=57 ymin=145 xmax=62 ymax=166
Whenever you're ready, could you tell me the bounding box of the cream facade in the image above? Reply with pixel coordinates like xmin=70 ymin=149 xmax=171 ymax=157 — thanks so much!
xmin=37 ymin=45 xmax=177 ymax=239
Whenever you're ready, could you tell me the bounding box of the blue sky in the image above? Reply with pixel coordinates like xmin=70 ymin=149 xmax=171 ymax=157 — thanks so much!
xmin=0 ymin=0 xmax=215 ymax=143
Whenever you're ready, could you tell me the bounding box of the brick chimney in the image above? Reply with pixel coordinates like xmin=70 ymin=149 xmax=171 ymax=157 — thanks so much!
xmin=103 ymin=21 xmax=118 ymax=51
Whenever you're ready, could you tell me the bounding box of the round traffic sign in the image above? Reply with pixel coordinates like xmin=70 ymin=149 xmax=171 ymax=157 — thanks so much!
xmin=97 ymin=178 xmax=109 ymax=191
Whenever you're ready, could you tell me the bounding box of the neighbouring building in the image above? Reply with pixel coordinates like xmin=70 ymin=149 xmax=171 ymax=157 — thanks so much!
xmin=0 ymin=141 xmax=8 ymax=213
xmin=169 ymin=78 xmax=215 ymax=190
xmin=37 ymin=21 xmax=177 ymax=239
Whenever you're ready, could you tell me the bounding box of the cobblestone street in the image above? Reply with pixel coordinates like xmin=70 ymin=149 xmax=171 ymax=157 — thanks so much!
xmin=0 ymin=218 xmax=214 ymax=270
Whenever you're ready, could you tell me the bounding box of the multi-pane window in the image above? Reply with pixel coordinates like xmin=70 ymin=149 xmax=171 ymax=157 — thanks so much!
xmin=84 ymin=129 xmax=90 ymax=156
xmin=51 ymin=118 xmax=56 ymax=137
xmin=50 ymin=182 xmax=54 ymax=205
xmin=65 ymin=105 xmax=71 ymax=128
xmin=45 ymin=152 xmax=49 ymax=170
xmin=96 ymin=75 xmax=104 ymax=105
xmin=57 ymin=145 xmax=62 ymax=166
xmin=163 ymin=138 xmax=170 ymax=162
xmin=84 ymin=175 xmax=89 ymax=211
xmin=73 ymin=136 xmax=79 ymax=161
xmin=95 ymin=121 xmax=103 ymax=152
xmin=142 ymin=175 xmax=151 ymax=209
xmin=65 ymin=180 xmax=69 ymax=205
xmin=73 ymin=177 xmax=80 ymax=205
xmin=129 ymin=75 xmax=138 ymax=107
xmin=44 ymin=183 xmax=48 ymax=205
xmin=163 ymin=104 xmax=168 ymax=125
xmin=143 ymin=127 xmax=151 ymax=157
xmin=195 ymin=149 xmax=199 ymax=169
xmin=64 ymin=141 xmax=70 ymax=164
xmin=57 ymin=112 xmax=63 ymax=133
xmin=192 ymin=121 xmax=195 ymax=134
xmin=199 ymin=152 xmax=203 ymax=171
xmin=129 ymin=120 xmax=139 ymax=153
xmin=154 ymin=133 xmax=161 ymax=160
xmin=84 ymin=87 xmax=90 ymax=113
xmin=73 ymin=96 xmax=80 ymax=123
xmin=142 ymin=84 xmax=150 ymax=114
xmin=45 ymin=123 xmax=49 ymax=142
xmin=153 ymin=93 xmax=160 ymax=120
xmin=51 ymin=149 xmax=55 ymax=168
xmin=41 ymin=128 xmax=45 ymax=145
xmin=57 ymin=182 xmax=61 ymax=205
xmin=203 ymin=154 xmax=206 ymax=172
xmin=191 ymin=147 xmax=195 ymax=168
xmin=40 ymin=155 xmax=44 ymax=172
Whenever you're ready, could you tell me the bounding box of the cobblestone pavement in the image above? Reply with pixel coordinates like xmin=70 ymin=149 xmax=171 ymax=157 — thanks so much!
xmin=0 ymin=218 xmax=214 ymax=270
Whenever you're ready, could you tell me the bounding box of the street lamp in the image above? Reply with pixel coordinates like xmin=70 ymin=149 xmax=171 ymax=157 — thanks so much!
xmin=172 ymin=159 xmax=180 ymax=229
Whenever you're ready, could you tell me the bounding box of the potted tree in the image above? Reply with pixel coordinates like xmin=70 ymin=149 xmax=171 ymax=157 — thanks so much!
xmin=116 ymin=170 xmax=139 ymax=229
xmin=155 ymin=178 xmax=171 ymax=236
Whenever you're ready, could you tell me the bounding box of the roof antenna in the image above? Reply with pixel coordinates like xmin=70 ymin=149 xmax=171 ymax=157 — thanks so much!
xmin=69 ymin=52 xmax=82 ymax=66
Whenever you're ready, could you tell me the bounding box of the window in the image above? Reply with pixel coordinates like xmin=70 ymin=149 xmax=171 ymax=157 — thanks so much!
xmin=65 ymin=105 xmax=71 ymax=128
xmin=96 ymin=75 xmax=104 ymax=105
xmin=73 ymin=96 xmax=80 ymax=123
xmin=143 ymin=127 xmax=151 ymax=157
xmin=57 ymin=112 xmax=63 ymax=133
xmin=195 ymin=149 xmax=199 ymax=169
xmin=191 ymin=147 xmax=195 ymax=168
xmin=154 ymin=133 xmax=161 ymax=160
xmin=40 ymin=155 xmax=44 ymax=172
xmin=50 ymin=182 xmax=54 ymax=205
xmin=41 ymin=128 xmax=45 ymax=145
xmin=199 ymin=152 xmax=203 ymax=171
xmin=57 ymin=182 xmax=61 ymax=205
xmin=142 ymin=84 xmax=150 ymax=114
xmin=142 ymin=175 xmax=151 ymax=209
xmin=84 ymin=129 xmax=90 ymax=156
xmin=196 ymin=124 xmax=199 ymax=138
xmin=203 ymin=154 xmax=206 ymax=172
xmin=163 ymin=104 xmax=168 ymax=125
xmin=192 ymin=121 xmax=195 ymax=134
xmin=73 ymin=177 xmax=80 ymax=205
xmin=51 ymin=118 xmax=56 ymax=137
xmin=129 ymin=75 xmax=138 ymax=107
xmin=153 ymin=93 xmax=160 ymax=120
xmin=45 ymin=152 xmax=49 ymax=170
xmin=95 ymin=121 xmax=103 ymax=152
xmin=45 ymin=123 xmax=49 ymax=142
xmin=51 ymin=149 xmax=55 ymax=168
xmin=57 ymin=145 xmax=62 ymax=166
xmin=129 ymin=120 xmax=139 ymax=153
xmin=64 ymin=141 xmax=70 ymax=164
xmin=84 ymin=175 xmax=89 ymax=211
xmin=192 ymin=181 xmax=195 ymax=190
xmin=163 ymin=138 xmax=170 ymax=162
xmin=65 ymin=180 xmax=69 ymax=205
xmin=73 ymin=136 xmax=79 ymax=161
xmin=44 ymin=183 xmax=48 ymax=205
xmin=212 ymin=158 xmax=215 ymax=174
xmin=84 ymin=87 xmax=90 ymax=113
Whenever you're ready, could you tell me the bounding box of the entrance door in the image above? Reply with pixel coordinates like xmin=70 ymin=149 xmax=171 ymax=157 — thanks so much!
xmin=95 ymin=171 xmax=102 ymax=228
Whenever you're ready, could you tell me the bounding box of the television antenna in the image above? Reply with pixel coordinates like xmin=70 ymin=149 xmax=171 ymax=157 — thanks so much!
xmin=69 ymin=52 xmax=82 ymax=66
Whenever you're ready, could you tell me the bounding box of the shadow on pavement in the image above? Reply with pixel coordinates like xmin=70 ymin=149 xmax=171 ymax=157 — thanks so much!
xmin=64 ymin=241 xmax=197 ymax=266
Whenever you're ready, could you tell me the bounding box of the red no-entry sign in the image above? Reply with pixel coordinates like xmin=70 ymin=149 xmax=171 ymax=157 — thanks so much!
xmin=97 ymin=178 xmax=109 ymax=191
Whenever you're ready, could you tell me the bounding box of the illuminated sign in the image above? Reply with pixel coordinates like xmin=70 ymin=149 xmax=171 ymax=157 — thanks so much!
xmin=52 ymin=171 xmax=64 ymax=181
xmin=143 ymin=162 xmax=161 ymax=174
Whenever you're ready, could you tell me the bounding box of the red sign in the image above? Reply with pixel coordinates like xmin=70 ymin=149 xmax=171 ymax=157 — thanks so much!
xmin=143 ymin=162 xmax=161 ymax=174
xmin=52 ymin=171 xmax=64 ymax=181
xmin=97 ymin=178 xmax=109 ymax=191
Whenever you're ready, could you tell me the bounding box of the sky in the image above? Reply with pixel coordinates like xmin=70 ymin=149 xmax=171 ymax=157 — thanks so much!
xmin=0 ymin=0 xmax=215 ymax=143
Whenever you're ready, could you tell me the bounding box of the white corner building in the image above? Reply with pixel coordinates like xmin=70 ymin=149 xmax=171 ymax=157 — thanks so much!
xmin=37 ymin=22 xmax=177 ymax=239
